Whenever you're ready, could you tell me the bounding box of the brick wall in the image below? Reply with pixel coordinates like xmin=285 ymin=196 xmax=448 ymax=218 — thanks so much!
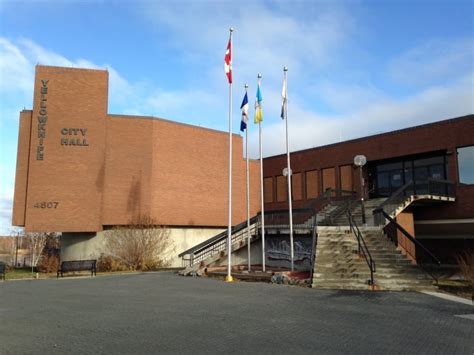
xmin=13 ymin=65 xmax=260 ymax=232
xmin=263 ymin=115 xmax=474 ymax=219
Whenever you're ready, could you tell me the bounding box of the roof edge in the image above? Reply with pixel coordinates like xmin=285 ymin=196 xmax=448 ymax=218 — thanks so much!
xmin=266 ymin=114 xmax=474 ymax=160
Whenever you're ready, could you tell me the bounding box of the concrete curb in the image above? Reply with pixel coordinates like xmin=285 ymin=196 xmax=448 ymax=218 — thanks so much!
xmin=421 ymin=291 xmax=473 ymax=306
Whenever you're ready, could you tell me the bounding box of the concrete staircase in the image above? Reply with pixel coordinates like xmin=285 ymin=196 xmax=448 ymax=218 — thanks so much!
xmin=317 ymin=198 xmax=386 ymax=226
xmin=312 ymin=226 xmax=437 ymax=291
xmin=179 ymin=231 xmax=260 ymax=276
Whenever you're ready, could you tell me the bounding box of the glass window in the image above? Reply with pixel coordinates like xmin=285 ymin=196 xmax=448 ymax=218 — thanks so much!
xmin=404 ymin=167 xmax=413 ymax=184
xmin=414 ymin=156 xmax=444 ymax=167
xmin=414 ymin=167 xmax=428 ymax=182
xmin=377 ymin=162 xmax=402 ymax=172
xmin=429 ymin=165 xmax=445 ymax=180
xmin=457 ymin=146 xmax=474 ymax=184
xmin=377 ymin=172 xmax=390 ymax=196
xmin=390 ymin=170 xmax=403 ymax=188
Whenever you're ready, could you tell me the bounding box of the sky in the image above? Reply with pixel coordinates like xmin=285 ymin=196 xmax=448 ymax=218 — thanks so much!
xmin=0 ymin=0 xmax=473 ymax=235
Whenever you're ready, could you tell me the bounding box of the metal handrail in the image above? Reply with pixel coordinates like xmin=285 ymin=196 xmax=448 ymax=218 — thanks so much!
xmin=181 ymin=220 xmax=259 ymax=267
xmin=180 ymin=207 xmax=318 ymax=267
xmin=309 ymin=224 xmax=318 ymax=281
xmin=178 ymin=215 xmax=259 ymax=258
xmin=328 ymin=196 xmax=358 ymax=224
xmin=378 ymin=180 xmax=413 ymax=210
xmin=347 ymin=209 xmax=376 ymax=286
xmin=261 ymin=208 xmax=316 ymax=229
xmin=180 ymin=188 xmax=360 ymax=269
xmin=373 ymin=178 xmax=455 ymax=226
xmin=378 ymin=210 xmax=440 ymax=284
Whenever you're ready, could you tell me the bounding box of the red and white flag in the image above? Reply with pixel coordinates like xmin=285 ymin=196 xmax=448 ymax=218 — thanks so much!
xmin=224 ymin=38 xmax=232 ymax=84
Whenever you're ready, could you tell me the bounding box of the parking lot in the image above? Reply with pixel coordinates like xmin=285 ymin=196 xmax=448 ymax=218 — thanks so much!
xmin=1 ymin=272 xmax=473 ymax=354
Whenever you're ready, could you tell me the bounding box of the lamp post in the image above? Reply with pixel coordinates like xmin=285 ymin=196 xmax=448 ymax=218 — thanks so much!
xmin=354 ymin=155 xmax=367 ymax=225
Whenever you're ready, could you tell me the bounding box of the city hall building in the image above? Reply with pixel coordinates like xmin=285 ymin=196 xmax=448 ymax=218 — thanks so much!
xmin=12 ymin=65 xmax=474 ymax=272
xmin=12 ymin=66 xmax=261 ymax=266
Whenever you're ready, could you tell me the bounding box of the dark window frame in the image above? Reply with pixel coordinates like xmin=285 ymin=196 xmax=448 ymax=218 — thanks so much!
xmin=457 ymin=145 xmax=474 ymax=185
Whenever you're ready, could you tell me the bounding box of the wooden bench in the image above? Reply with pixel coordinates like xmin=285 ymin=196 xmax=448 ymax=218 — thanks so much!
xmin=57 ymin=260 xmax=97 ymax=278
xmin=0 ymin=262 xmax=5 ymax=280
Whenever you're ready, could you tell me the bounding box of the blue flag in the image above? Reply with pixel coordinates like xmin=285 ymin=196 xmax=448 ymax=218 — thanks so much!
xmin=240 ymin=92 xmax=249 ymax=132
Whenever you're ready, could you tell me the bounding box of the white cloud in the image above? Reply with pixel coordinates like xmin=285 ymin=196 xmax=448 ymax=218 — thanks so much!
xmin=0 ymin=170 xmax=14 ymax=236
xmin=0 ymin=5 xmax=473 ymax=233
xmin=254 ymin=71 xmax=473 ymax=157
xmin=388 ymin=38 xmax=474 ymax=87
xmin=139 ymin=0 xmax=357 ymax=87
xmin=0 ymin=196 xmax=14 ymax=236
xmin=0 ymin=38 xmax=32 ymax=93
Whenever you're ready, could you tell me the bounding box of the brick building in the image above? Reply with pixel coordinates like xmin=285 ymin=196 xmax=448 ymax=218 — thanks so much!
xmin=263 ymin=115 xmax=474 ymax=263
xmin=12 ymin=65 xmax=260 ymax=266
xmin=12 ymin=65 xmax=474 ymax=270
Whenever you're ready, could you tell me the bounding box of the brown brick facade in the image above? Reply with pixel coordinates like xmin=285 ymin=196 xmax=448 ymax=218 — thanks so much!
xmin=13 ymin=65 xmax=260 ymax=232
xmin=263 ymin=115 xmax=474 ymax=221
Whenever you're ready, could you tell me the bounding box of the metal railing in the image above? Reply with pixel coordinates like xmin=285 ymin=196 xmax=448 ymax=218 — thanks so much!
xmin=179 ymin=207 xmax=318 ymax=268
xmin=373 ymin=179 xmax=455 ymax=226
xmin=377 ymin=210 xmax=441 ymax=284
xmin=261 ymin=208 xmax=316 ymax=230
xmin=326 ymin=196 xmax=358 ymax=225
xmin=179 ymin=216 xmax=259 ymax=267
xmin=179 ymin=188 xmax=359 ymax=269
xmin=305 ymin=189 xmax=357 ymax=226
xmin=347 ymin=207 xmax=376 ymax=286
xmin=309 ymin=224 xmax=318 ymax=281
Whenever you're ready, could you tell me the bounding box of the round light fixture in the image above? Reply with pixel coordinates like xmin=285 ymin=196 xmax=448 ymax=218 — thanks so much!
xmin=354 ymin=155 xmax=367 ymax=167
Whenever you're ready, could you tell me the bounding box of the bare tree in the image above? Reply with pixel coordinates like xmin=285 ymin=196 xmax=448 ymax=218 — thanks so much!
xmin=8 ymin=228 xmax=24 ymax=267
xmin=25 ymin=232 xmax=48 ymax=271
xmin=104 ymin=214 xmax=173 ymax=271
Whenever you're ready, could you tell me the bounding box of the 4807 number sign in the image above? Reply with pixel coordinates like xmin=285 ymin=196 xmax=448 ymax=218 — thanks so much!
xmin=33 ymin=202 xmax=59 ymax=209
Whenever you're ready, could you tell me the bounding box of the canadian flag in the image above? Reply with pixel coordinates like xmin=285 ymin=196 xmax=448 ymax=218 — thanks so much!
xmin=224 ymin=38 xmax=232 ymax=84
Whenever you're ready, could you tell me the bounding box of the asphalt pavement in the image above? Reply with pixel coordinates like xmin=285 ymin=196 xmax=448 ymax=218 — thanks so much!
xmin=0 ymin=272 xmax=473 ymax=354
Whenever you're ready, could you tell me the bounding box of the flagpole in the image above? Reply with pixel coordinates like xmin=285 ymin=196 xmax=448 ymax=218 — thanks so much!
xmin=257 ymin=73 xmax=265 ymax=273
xmin=245 ymin=84 xmax=251 ymax=272
xmin=284 ymin=67 xmax=294 ymax=272
xmin=226 ymin=28 xmax=234 ymax=282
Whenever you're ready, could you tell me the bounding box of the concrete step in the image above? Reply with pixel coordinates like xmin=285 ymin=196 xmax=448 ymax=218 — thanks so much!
xmin=312 ymin=282 xmax=373 ymax=290
xmin=312 ymin=224 xmax=436 ymax=291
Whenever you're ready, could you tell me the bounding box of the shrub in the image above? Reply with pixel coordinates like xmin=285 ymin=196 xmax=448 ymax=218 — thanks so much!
xmin=456 ymin=251 xmax=474 ymax=291
xmin=37 ymin=254 xmax=60 ymax=273
xmin=36 ymin=233 xmax=61 ymax=273
xmin=97 ymin=254 xmax=129 ymax=272
xmin=103 ymin=214 xmax=173 ymax=271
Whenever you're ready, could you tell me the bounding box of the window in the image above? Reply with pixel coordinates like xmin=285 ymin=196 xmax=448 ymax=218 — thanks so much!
xmin=305 ymin=170 xmax=319 ymax=199
xmin=339 ymin=165 xmax=353 ymax=192
xmin=457 ymin=146 xmax=474 ymax=184
xmin=292 ymin=173 xmax=302 ymax=201
xmin=373 ymin=154 xmax=447 ymax=197
xmin=276 ymin=175 xmax=287 ymax=202
xmin=377 ymin=172 xmax=390 ymax=196
xmin=322 ymin=167 xmax=336 ymax=192
xmin=264 ymin=177 xmax=273 ymax=203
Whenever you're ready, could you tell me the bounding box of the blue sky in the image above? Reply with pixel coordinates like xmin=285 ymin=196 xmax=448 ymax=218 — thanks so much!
xmin=0 ymin=0 xmax=473 ymax=234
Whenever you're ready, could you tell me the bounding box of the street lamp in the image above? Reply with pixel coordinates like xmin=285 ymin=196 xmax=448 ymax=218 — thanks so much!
xmin=354 ymin=155 xmax=367 ymax=225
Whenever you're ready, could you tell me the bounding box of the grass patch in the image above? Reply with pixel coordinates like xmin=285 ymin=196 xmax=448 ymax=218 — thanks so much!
xmin=4 ymin=268 xmax=57 ymax=280
xmin=2 ymin=268 xmax=172 ymax=281
xmin=5 ymin=268 xmax=36 ymax=280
